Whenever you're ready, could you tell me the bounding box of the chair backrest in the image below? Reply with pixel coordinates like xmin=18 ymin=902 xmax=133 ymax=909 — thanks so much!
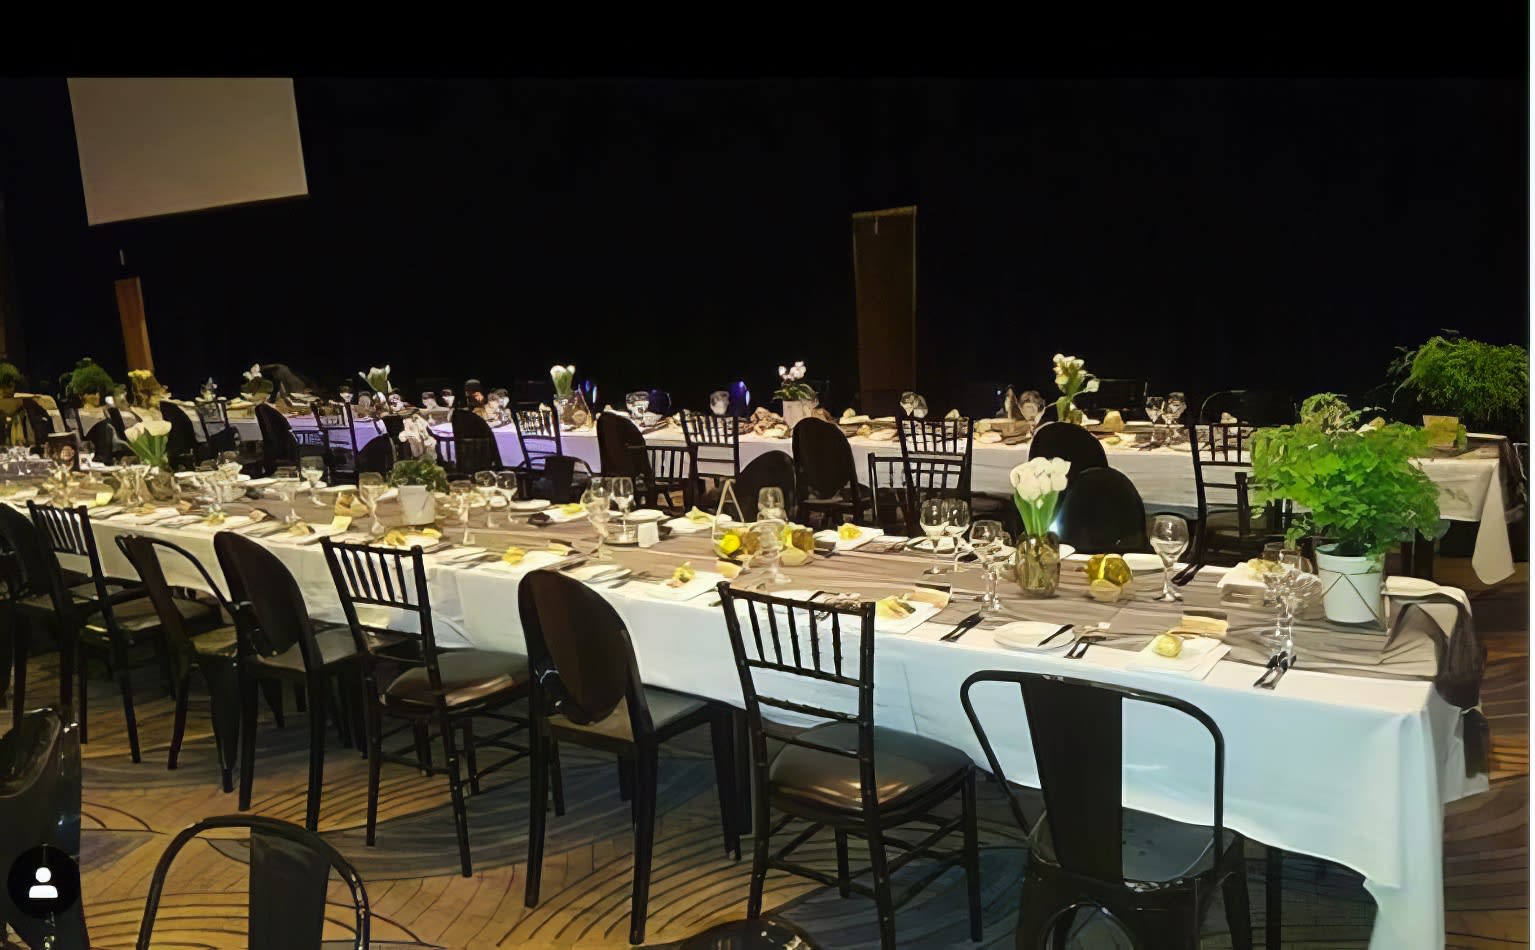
xmin=513 ymin=407 xmax=564 ymax=469
xmin=193 ymin=397 xmax=230 ymax=441
xmin=517 ymin=570 xmax=657 ymax=738
xmin=961 ymin=670 xmax=1225 ymax=881
xmin=1051 ymin=466 xmax=1150 ymax=553
xmin=213 ymin=532 xmax=321 ymax=662
xmin=106 ymin=406 xmax=129 ymax=440
xmin=114 ymin=535 xmax=234 ymax=685
xmin=531 ymin=454 xmax=593 ymax=504
xmin=27 ymin=502 xmax=112 ymax=604
xmin=1077 ymin=378 xmax=1147 ymax=416
xmin=157 ymin=401 xmax=200 ymax=466
xmin=322 ymin=539 xmax=440 ymax=670
xmin=448 ymin=408 xmax=502 ymax=474
xmin=597 ymin=412 xmax=647 ymax=477
xmin=84 ymin=419 xmax=125 ymax=461
xmin=792 ymin=417 xmax=860 ymax=507
xmin=898 ymin=417 xmax=974 ymax=505
xmin=0 ymin=505 xmax=61 ymax=607
xmin=734 ymin=451 xmax=797 ymax=522
xmin=312 ymin=400 xmax=362 ymax=477
xmin=718 ymin=585 xmax=877 ymax=800
xmin=21 ymin=398 xmax=54 ymax=446
xmin=1198 ymin=389 xmax=1296 ymax=426
xmin=354 ymin=435 xmax=396 ymax=476
xmin=137 ymin=814 xmax=369 ymax=950
xmin=1027 ymin=421 xmax=1108 ymax=474
xmin=865 ymin=454 xmax=912 ymax=535
xmin=0 ymin=707 xmax=87 ymax=950
xmin=255 ymin=403 xmax=299 ymax=475
xmin=679 ymin=409 xmax=743 ymax=479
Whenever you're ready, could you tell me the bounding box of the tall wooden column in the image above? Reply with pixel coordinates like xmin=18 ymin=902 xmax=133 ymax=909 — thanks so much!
xmin=851 ymin=206 xmax=917 ymax=417
xmin=115 ymin=276 xmax=153 ymax=373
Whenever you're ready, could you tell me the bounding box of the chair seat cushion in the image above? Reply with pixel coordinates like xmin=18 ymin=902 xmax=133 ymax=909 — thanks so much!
xmin=549 ymin=687 xmax=705 ymax=744
xmin=189 ymin=624 xmax=239 ymax=657
xmin=81 ymin=595 xmax=219 ymax=644
xmin=383 ymin=649 xmax=530 ymax=710
xmin=248 ymin=624 xmax=363 ymax=674
xmin=19 ymin=581 xmax=118 ymax=614
xmin=1029 ymin=806 xmax=1241 ymax=884
xmin=768 ymin=722 xmax=970 ymax=815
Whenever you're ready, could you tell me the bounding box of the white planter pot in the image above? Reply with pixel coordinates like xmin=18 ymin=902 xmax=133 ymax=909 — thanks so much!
xmin=1315 ymin=544 xmax=1384 ymax=625
xmin=782 ymin=399 xmax=817 ymax=430
xmin=380 ymin=485 xmax=437 ymax=527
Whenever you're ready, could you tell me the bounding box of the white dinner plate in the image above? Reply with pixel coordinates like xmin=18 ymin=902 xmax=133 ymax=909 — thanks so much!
xmin=992 ymin=621 xmax=1076 ymax=652
xmin=623 ymin=508 xmax=666 ymax=523
xmin=508 ymin=499 xmax=550 ymax=512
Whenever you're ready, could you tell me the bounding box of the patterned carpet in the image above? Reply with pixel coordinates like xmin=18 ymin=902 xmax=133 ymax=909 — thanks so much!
xmin=1 ymin=558 xmax=1526 ymax=949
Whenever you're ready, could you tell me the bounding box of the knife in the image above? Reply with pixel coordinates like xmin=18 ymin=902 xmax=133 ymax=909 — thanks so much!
xmin=940 ymin=611 xmax=983 ymax=642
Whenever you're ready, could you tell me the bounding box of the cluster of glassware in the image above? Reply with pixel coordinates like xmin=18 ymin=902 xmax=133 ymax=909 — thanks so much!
xmin=899 ymin=391 xmax=930 ymax=419
xmin=918 ymin=497 xmax=971 ymax=574
xmin=1257 ymin=542 xmax=1322 ymax=657
xmin=189 ymin=455 xmax=248 ymax=518
xmin=1143 ymin=392 xmax=1188 ymax=444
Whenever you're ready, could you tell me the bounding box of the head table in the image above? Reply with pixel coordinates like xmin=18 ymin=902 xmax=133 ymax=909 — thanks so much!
xmin=26 ymin=481 xmax=1483 ymax=950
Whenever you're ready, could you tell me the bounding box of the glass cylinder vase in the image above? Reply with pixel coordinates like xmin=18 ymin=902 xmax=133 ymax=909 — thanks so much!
xmin=1015 ymin=534 xmax=1061 ymax=598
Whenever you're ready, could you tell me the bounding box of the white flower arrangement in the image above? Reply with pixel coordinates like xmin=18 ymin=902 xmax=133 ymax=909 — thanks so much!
xmin=397 ymin=414 xmax=438 ymax=462
xmin=772 ymin=361 xmax=817 ymax=402
xmin=1010 ymin=456 xmax=1071 ymax=538
xmin=240 ymin=364 xmax=273 ymax=397
xmin=549 ymin=365 xmax=575 ymax=398
xmin=123 ymin=419 xmax=174 ymax=469
xmin=360 ymin=365 xmax=393 ymax=395
xmin=1051 ymin=353 xmax=1097 ymax=424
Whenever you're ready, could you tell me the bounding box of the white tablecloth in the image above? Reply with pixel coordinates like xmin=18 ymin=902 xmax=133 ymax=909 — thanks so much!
xmin=63 ymin=507 xmax=1485 ymax=950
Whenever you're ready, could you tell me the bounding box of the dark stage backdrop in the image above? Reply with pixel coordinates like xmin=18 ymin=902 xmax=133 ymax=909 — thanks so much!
xmin=0 ymin=77 xmax=1526 ymax=417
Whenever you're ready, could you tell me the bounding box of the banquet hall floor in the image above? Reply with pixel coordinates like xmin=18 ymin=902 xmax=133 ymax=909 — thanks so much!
xmin=0 ymin=556 xmax=1525 ymax=949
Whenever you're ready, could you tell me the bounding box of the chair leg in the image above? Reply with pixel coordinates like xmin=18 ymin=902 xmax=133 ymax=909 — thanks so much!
xmin=202 ymin=658 xmax=239 ymax=794
xmin=305 ymin=678 xmax=327 ymax=831
xmin=115 ymin=654 xmax=141 ymax=764
xmin=76 ymin=645 xmax=88 ymax=744
xmin=412 ymin=720 xmax=433 ymax=774
xmin=708 ymin=713 xmax=740 ymax=858
xmin=629 ymin=744 xmax=659 ymax=945
xmin=364 ymin=684 xmax=383 ymax=846
xmin=461 ymin=719 xmax=480 ymax=794
xmin=962 ymin=770 xmax=982 ymax=942
xmin=1266 ymin=847 xmax=1283 ymax=950
xmin=293 ymin=682 xmax=307 ymax=712
xmin=57 ymin=622 xmax=73 ymax=716
xmin=549 ymin=739 xmax=566 ymax=817
xmin=525 ymin=730 xmax=550 ymax=907
xmin=746 ymin=762 xmax=771 ymax=919
xmin=11 ymin=624 xmax=27 ymax=728
xmin=440 ymin=710 xmax=473 ymax=877
xmin=260 ymin=680 xmax=286 ymax=727
xmin=329 ymin=678 xmax=352 ymax=749
xmin=618 ymin=754 xmax=634 ymax=803
xmin=167 ymin=674 xmax=191 ymax=770
xmin=834 ymin=830 xmax=851 ymax=898
xmin=238 ymin=671 xmax=259 ymax=810
xmin=864 ymin=816 xmax=897 ymax=950
xmin=1223 ymin=861 xmax=1254 ymax=950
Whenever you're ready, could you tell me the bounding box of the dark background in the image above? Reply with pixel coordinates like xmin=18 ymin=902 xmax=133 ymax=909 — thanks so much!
xmin=0 ymin=74 xmax=1526 ymax=417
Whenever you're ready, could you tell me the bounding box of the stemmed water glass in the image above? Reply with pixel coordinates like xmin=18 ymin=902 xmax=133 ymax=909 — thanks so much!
xmin=1145 ymin=395 xmax=1165 ymax=443
xmin=1259 ymin=541 xmax=1285 ymax=608
xmin=358 ymin=472 xmax=385 ymax=536
xmin=611 ymin=476 xmax=635 ymax=537
xmin=449 ymin=478 xmax=474 ymax=544
xmin=919 ymin=497 xmax=950 ymax=572
xmin=474 ymin=470 xmax=498 ymax=527
xmin=969 ymin=520 xmax=1009 ymax=613
xmin=1149 ymin=514 xmax=1190 ymax=602
xmin=757 ymin=487 xmax=786 ymax=522
xmin=1017 ymin=391 xmax=1044 ymax=437
xmin=273 ymin=466 xmax=300 ymax=526
xmin=1163 ymin=392 xmax=1187 ymax=442
xmin=300 ymin=451 xmax=325 ymax=506
xmin=496 ymin=471 xmax=519 ymax=516
xmin=78 ymin=443 xmax=95 ymax=472
xmin=626 ymin=391 xmax=650 ymax=422
xmin=943 ymin=498 xmax=971 ymax=573
xmin=1268 ymin=549 xmax=1310 ymax=655
xmin=584 ymin=479 xmax=613 ymax=561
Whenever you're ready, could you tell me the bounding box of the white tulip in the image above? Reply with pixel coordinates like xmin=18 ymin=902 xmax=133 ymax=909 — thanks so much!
xmin=1008 ymin=462 xmax=1032 ymax=491
xmin=124 ymin=423 xmax=146 ymax=442
xmin=1052 ymin=353 xmax=1065 ymax=365
xmin=1055 ymin=374 xmax=1068 ymax=386
xmin=1047 ymin=457 xmax=1071 ymax=478
xmin=144 ymin=420 xmax=172 ymax=438
xmin=778 ymin=365 xmax=787 ymax=377
xmin=1049 ymin=471 xmax=1069 ymax=492
xmin=1084 ymin=378 xmax=1100 ymax=393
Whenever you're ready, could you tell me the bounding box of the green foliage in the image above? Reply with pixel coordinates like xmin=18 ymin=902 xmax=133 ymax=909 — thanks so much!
xmin=1251 ymin=394 xmax=1440 ymax=558
xmin=1390 ymin=332 xmax=1529 ymax=432
xmin=0 ymin=362 xmax=23 ymax=394
xmin=66 ymin=358 xmax=116 ymax=398
xmin=388 ymin=458 xmax=450 ymax=493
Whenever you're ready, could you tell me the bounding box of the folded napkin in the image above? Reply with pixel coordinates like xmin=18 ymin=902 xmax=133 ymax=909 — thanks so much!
xmin=478 ymin=550 xmax=566 ymax=573
xmin=110 ymin=507 xmax=182 ymax=526
xmin=542 ymin=505 xmax=588 ymax=524
xmin=1125 ymin=637 xmax=1229 ymax=680
xmin=266 ymin=523 xmax=347 ymax=546
xmin=184 ymin=514 xmax=255 ymax=534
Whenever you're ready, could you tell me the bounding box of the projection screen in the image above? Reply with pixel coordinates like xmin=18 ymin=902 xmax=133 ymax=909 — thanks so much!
xmin=67 ymin=77 xmax=308 ymax=226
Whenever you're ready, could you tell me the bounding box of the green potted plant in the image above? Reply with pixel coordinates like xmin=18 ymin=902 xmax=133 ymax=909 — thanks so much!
xmin=1250 ymin=393 xmax=1441 ymax=624
xmin=772 ymin=360 xmax=819 ymax=429
xmin=1388 ymin=332 xmax=1529 ymax=440
xmin=0 ymin=362 xmax=23 ymax=399
xmin=65 ymin=358 xmax=116 ymax=408
xmin=240 ymin=364 xmax=275 ymax=404
xmin=388 ymin=457 xmax=448 ymax=524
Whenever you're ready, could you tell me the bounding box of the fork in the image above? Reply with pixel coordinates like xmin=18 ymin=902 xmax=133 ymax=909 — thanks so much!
xmin=607 ymin=570 xmax=653 ymax=590
xmin=1066 ymin=635 xmax=1104 ymax=659
xmin=1259 ymin=653 xmax=1295 ymax=690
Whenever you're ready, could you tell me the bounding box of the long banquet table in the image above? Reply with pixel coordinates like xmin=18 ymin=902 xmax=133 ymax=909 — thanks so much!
xmin=43 ymin=487 xmax=1485 ymax=950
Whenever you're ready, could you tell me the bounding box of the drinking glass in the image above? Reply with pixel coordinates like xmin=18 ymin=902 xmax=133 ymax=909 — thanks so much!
xmin=497 ymin=471 xmax=519 ymax=512
xmin=584 ymin=481 xmax=613 ymax=560
xmin=1144 ymin=395 xmax=1165 ymax=442
xmin=626 ymin=391 xmax=650 ymax=421
xmin=1274 ymin=550 xmax=1309 ymax=653
xmin=911 ymin=395 xmax=929 ymax=420
xmin=941 ymin=498 xmax=971 ymax=573
xmin=969 ymin=520 xmax=1008 ymax=613
xmin=421 ymin=392 xmax=438 ymax=409
xmin=709 ymin=391 xmax=731 ymax=416
xmin=1259 ymin=541 xmax=1284 ymax=608
xmin=273 ymin=466 xmax=300 ymax=525
xmin=340 ymin=390 xmax=354 ymax=404
xmin=358 ymin=472 xmax=385 ymax=536
xmin=612 ymin=476 xmax=635 ymax=537
xmin=474 ymin=470 xmax=498 ymax=527
xmin=752 ymin=519 xmax=786 ymax=586
xmin=299 ymin=452 xmax=325 ymax=506
xmin=919 ymin=497 xmax=949 ymax=568
xmin=441 ymin=390 xmax=456 ymax=409
xmin=79 ymin=443 xmax=95 ymax=472
xmin=1018 ymin=391 xmax=1044 ymax=436
xmin=1163 ymin=392 xmax=1187 ymax=443
xmin=757 ymin=486 xmax=786 ymax=523
xmin=449 ymin=478 xmax=474 ymax=544
xmin=1149 ymin=514 xmax=1190 ymax=602
xmin=899 ymin=392 xmax=918 ymax=417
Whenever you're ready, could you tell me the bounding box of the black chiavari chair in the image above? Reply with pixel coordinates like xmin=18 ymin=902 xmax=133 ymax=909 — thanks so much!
xmin=254 ymin=402 xmax=301 ymax=477
xmin=322 ymin=538 xmax=539 ymax=876
xmin=734 ymin=451 xmax=797 ymax=522
xmin=155 ymin=400 xmax=202 ymax=468
xmin=897 ymin=417 xmax=975 ymax=506
xmin=597 ymin=412 xmax=691 ymax=512
xmin=513 ymin=407 xmax=563 ymax=474
xmin=680 ymin=409 xmax=743 ymax=502
xmin=22 ymin=398 xmax=55 ymax=449
xmin=791 ymin=417 xmax=868 ymax=526
xmin=865 ymin=454 xmax=911 ymax=535
xmin=1186 ymin=421 xmax=1289 ymax=570
xmin=0 ymin=708 xmax=88 ymax=950
xmin=449 ymin=408 xmax=503 ymax=476
xmin=718 ymin=585 xmax=981 ymax=950
xmin=312 ymin=399 xmax=376 ymax=483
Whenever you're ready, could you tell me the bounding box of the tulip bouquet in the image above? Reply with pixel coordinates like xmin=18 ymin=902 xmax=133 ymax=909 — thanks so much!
xmin=550 ymin=364 xmax=576 ymax=398
xmin=124 ymin=419 xmax=173 ymax=470
xmin=772 ymin=361 xmax=817 ymax=402
xmin=1010 ymin=457 xmax=1070 ymax=538
xmin=1052 ymin=353 xmax=1098 ymax=425
xmin=359 ymin=365 xmax=394 ymax=395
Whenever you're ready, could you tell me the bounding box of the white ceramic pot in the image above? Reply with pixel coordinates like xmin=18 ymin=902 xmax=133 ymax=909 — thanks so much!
xmin=1315 ymin=544 xmax=1384 ymax=625
xmin=782 ymin=399 xmax=817 ymax=430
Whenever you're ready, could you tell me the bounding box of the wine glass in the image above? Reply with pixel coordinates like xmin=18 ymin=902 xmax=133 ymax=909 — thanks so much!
xmin=1018 ymin=391 xmax=1044 ymax=436
xmin=1144 ymin=395 xmax=1165 ymax=442
xmin=626 ymin=391 xmax=650 ymax=421
xmin=899 ymin=392 xmax=918 ymax=417
xmin=441 ymin=389 xmax=456 ymax=409
xmin=497 ymin=471 xmax=519 ymax=512
xmin=969 ymin=520 xmax=1008 ymax=613
xmin=919 ymin=497 xmax=949 ymax=567
xmin=611 ymin=476 xmax=635 ymax=537
xmin=273 ymin=466 xmax=300 ymax=525
xmin=911 ymin=395 xmax=929 ymax=420
xmin=1163 ymin=392 xmax=1187 ymax=443
xmin=1258 ymin=541 xmax=1285 ymax=608
xmin=299 ymin=451 xmax=325 ymax=506
xmin=474 ymin=470 xmax=498 ymax=527
xmin=1149 ymin=514 xmax=1190 ymax=602
xmin=358 ymin=472 xmax=385 ymax=536
xmin=448 ymin=478 xmax=474 ymax=543
xmin=78 ymin=442 xmax=95 ymax=472
xmin=941 ymin=498 xmax=971 ymax=573
xmin=709 ymin=391 xmax=731 ymax=416
xmin=757 ymin=486 xmax=786 ymax=523
xmin=752 ymin=519 xmax=786 ymax=586
xmin=584 ymin=481 xmax=613 ymax=560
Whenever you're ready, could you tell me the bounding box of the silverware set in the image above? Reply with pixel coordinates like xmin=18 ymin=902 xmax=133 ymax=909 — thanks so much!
xmin=940 ymin=611 xmax=982 ymax=642
xmin=1253 ymin=651 xmax=1295 ymax=690
xmin=1065 ymin=634 xmax=1106 ymax=659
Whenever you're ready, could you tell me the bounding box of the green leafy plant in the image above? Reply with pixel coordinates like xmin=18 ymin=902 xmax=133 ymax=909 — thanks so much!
xmin=1251 ymin=393 xmax=1440 ymax=559
xmin=65 ymin=358 xmax=116 ymax=400
xmin=1389 ymin=332 xmax=1529 ymax=433
xmin=0 ymin=362 xmax=23 ymax=396
xmin=388 ymin=458 xmax=450 ymax=494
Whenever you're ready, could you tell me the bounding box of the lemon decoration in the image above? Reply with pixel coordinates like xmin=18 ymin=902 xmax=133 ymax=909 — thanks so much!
xmin=419 ymin=527 xmax=442 ymax=539
xmin=1086 ymin=553 xmax=1133 ymax=586
xmin=288 ymin=522 xmax=314 ymax=536
xmin=559 ymin=502 xmax=584 ymax=516
xmin=875 ymin=595 xmax=914 ymax=619
xmin=837 ymin=523 xmax=862 ymax=541
xmin=685 ymin=506 xmax=714 ymax=524
xmin=716 ymin=560 xmax=742 ymax=579
xmin=383 ymin=530 xmax=407 ymax=547
xmin=1088 ymin=578 xmax=1123 ymax=603
xmin=719 ymin=533 xmax=741 ymax=555
xmin=670 ymin=562 xmax=696 ymax=586
xmin=203 ymin=511 xmax=227 ymax=526
xmin=779 ymin=547 xmax=811 ymax=567
xmin=547 ymin=541 xmax=571 ymax=555
xmin=502 ymin=546 xmax=527 ymax=565
xmin=1151 ymin=633 xmax=1184 ymax=658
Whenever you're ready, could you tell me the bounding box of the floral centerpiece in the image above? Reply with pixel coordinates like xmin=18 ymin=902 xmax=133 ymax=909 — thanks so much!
xmin=360 ymin=364 xmax=394 ymax=395
xmin=1051 ymin=354 xmax=1098 ymax=425
xmin=397 ymin=414 xmax=439 ymax=462
xmin=0 ymin=362 xmax=23 ymax=399
xmin=65 ymin=358 xmax=116 ymax=408
xmin=1388 ymin=332 xmax=1529 ymax=440
xmin=773 ymin=360 xmax=818 ymax=429
xmin=126 ymin=369 xmax=167 ymax=409
xmin=241 ymin=364 xmax=274 ymax=403
xmin=386 ymin=457 xmax=447 ymax=526
xmin=549 ymin=364 xmax=590 ymax=429
xmin=1010 ymin=456 xmax=1071 ymax=596
xmin=1250 ymin=393 xmax=1441 ymax=624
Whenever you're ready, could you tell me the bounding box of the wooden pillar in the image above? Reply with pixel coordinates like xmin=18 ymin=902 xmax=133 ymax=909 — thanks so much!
xmin=851 ymin=207 xmax=917 ymax=417
xmin=115 ymin=276 xmax=153 ymax=373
